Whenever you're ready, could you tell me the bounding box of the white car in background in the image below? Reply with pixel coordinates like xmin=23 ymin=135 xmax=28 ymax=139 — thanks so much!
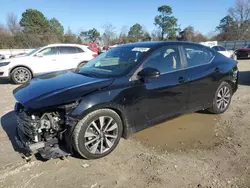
xmin=0 ymin=44 xmax=97 ymax=84
xmin=211 ymin=45 xmax=237 ymax=60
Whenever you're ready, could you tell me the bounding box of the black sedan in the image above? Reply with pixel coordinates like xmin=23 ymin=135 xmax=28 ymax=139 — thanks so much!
xmin=13 ymin=41 xmax=238 ymax=160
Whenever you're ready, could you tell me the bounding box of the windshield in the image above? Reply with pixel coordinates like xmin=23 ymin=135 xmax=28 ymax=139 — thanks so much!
xmin=26 ymin=47 xmax=41 ymax=56
xmin=77 ymin=46 xmax=150 ymax=77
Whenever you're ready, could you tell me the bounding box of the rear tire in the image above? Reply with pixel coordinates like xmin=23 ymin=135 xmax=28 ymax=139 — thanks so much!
xmin=208 ymin=82 xmax=232 ymax=114
xmin=11 ymin=67 xmax=32 ymax=84
xmin=72 ymin=109 xmax=123 ymax=159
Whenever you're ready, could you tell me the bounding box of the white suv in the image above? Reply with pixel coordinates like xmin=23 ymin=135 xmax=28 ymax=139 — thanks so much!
xmin=0 ymin=44 xmax=97 ymax=84
xmin=211 ymin=45 xmax=237 ymax=60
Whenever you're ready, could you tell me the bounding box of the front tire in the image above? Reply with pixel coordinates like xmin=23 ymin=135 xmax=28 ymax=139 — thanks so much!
xmin=72 ymin=109 xmax=123 ymax=159
xmin=11 ymin=67 xmax=32 ymax=84
xmin=77 ymin=61 xmax=88 ymax=69
xmin=208 ymin=82 xmax=232 ymax=114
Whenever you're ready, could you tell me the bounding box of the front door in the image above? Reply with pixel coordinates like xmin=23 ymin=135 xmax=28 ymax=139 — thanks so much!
xmin=130 ymin=46 xmax=189 ymax=131
xmin=31 ymin=47 xmax=59 ymax=75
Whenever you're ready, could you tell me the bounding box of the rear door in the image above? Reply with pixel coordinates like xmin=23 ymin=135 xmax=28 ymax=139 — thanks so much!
xmin=57 ymin=46 xmax=79 ymax=71
xmin=182 ymin=44 xmax=218 ymax=110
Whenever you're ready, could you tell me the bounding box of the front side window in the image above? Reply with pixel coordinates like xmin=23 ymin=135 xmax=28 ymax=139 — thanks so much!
xmin=77 ymin=46 xmax=149 ymax=77
xmin=142 ymin=46 xmax=182 ymax=74
xmin=26 ymin=47 xmax=41 ymax=56
xmin=183 ymin=45 xmax=214 ymax=68
xmin=39 ymin=47 xmax=57 ymax=56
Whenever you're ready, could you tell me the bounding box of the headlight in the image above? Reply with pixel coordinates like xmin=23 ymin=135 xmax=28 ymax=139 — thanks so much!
xmin=58 ymin=101 xmax=80 ymax=110
xmin=0 ymin=62 xmax=10 ymax=67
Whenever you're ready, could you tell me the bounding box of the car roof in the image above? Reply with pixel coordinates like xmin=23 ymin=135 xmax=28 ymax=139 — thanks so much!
xmin=46 ymin=43 xmax=89 ymax=48
xmin=118 ymin=41 xmax=206 ymax=49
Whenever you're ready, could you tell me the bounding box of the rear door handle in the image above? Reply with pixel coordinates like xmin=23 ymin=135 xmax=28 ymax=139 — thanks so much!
xmin=177 ymin=77 xmax=185 ymax=83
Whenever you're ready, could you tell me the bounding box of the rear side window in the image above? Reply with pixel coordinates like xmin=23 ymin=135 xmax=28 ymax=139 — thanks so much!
xmin=59 ymin=47 xmax=77 ymax=54
xmin=76 ymin=47 xmax=84 ymax=53
xmin=183 ymin=45 xmax=214 ymax=68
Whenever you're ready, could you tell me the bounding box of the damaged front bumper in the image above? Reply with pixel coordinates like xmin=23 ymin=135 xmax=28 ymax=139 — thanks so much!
xmin=14 ymin=103 xmax=77 ymax=160
xmin=15 ymin=126 xmax=70 ymax=160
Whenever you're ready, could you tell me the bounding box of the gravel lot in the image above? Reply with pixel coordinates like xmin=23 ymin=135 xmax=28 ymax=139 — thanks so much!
xmin=0 ymin=60 xmax=250 ymax=188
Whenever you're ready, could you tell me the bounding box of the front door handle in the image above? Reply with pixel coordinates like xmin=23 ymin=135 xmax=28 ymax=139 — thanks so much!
xmin=177 ymin=77 xmax=185 ymax=83
xmin=214 ymin=67 xmax=220 ymax=73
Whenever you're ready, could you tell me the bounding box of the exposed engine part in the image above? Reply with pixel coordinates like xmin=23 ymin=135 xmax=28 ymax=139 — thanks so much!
xmin=15 ymin=103 xmax=74 ymax=160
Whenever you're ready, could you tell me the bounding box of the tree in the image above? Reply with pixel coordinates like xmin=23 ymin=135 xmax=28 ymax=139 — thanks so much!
xmin=77 ymin=36 xmax=82 ymax=44
xmin=49 ymin=18 xmax=64 ymax=42
xmin=64 ymin=27 xmax=78 ymax=43
xmin=216 ymin=16 xmax=237 ymax=40
xmin=228 ymin=0 xmax=250 ymax=39
xmin=154 ymin=5 xmax=180 ymax=40
xmin=178 ymin=26 xmax=207 ymax=42
xmin=178 ymin=26 xmax=195 ymax=41
xmin=128 ymin=23 xmax=144 ymax=42
xmin=142 ymin=32 xmax=151 ymax=41
xmin=216 ymin=0 xmax=250 ymax=40
xmin=0 ymin=24 xmax=14 ymax=48
xmin=20 ymin=9 xmax=50 ymax=34
xmin=80 ymin=28 xmax=100 ymax=42
xmin=151 ymin=29 xmax=161 ymax=41
xmin=6 ymin=13 xmax=20 ymax=34
xmin=102 ymin=23 xmax=116 ymax=45
xmin=118 ymin=25 xmax=129 ymax=43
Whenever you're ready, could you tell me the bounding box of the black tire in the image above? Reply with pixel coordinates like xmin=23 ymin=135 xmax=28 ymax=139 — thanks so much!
xmin=77 ymin=61 xmax=88 ymax=69
xmin=72 ymin=109 xmax=123 ymax=159
xmin=11 ymin=67 xmax=32 ymax=84
xmin=208 ymin=82 xmax=232 ymax=114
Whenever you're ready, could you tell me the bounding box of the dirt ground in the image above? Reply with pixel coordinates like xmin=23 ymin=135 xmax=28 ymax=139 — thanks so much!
xmin=0 ymin=60 xmax=250 ymax=188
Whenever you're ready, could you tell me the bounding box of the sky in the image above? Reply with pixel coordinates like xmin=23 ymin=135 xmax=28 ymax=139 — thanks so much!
xmin=1 ymin=0 xmax=236 ymax=35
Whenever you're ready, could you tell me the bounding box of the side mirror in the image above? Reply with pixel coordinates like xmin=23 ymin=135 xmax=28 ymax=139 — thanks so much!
xmin=36 ymin=53 xmax=43 ymax=57
xmin=137 ymin=67 xmax=160 ymax=79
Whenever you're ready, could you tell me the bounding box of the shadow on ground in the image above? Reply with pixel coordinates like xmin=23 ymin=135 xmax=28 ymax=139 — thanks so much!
xmin=0 ymin=79 xmax=10 ymax=85
xmin=239 ymin=71 xmax=250 ymax=86
xmin=1 ymin=111 xmax=79 ymax=161
xmin=1 ymin=111 xmax=20 ymax=151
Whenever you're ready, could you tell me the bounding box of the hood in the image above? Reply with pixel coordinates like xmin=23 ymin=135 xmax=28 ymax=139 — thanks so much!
xmin=13 ymin=70 xmax=114 ymax=110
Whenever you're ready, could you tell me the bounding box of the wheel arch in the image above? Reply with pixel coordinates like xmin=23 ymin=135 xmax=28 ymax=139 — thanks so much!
xmin=70 ymin=102 xmax=134 ymax=139
xmin=218 ymin=76 xmax=238 ymax=93
xmin=9 ymin=65 xmax=34 ymax=78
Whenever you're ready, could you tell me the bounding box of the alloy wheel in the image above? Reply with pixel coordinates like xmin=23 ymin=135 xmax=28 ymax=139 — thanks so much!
xmin=84 ymin=116 xmax=118 ymax=154
xmin=216 ymin=86 xmax=231 ymax=111
xmin=14 ymin=68 xmax=30 ymax=83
